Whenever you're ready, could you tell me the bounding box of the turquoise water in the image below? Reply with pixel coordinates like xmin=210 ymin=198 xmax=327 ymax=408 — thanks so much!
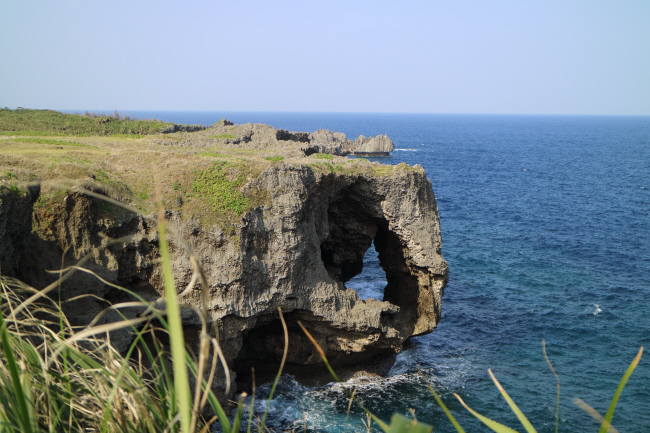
xmin=131 ymin=111 xmax=650 ymax=432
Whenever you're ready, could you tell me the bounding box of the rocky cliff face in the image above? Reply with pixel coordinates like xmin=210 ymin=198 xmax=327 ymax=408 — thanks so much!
xmin=0 ymin=184 xmax=39 ymax=276
xmin=13 ymin=165 xmax=445 ymax=390
xmin=1 ymin=123 xmax=445 ymax=400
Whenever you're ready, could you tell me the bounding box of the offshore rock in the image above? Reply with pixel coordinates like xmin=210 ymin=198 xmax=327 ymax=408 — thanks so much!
xmin=354 ymin=134 xmax=394 ymax=156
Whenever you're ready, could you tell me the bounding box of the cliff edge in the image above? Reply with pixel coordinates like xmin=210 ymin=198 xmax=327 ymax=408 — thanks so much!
xmin=0 ymin=117 xmax=446 ymax=398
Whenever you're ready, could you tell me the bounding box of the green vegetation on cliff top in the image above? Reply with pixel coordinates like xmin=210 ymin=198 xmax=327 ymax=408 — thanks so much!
xmin=1 ymin=108 xmax=420 ymax=231
xmin=0 ymin=107 xmax=172 ymax=136
xmin=192 ymin=161 xmax=250 ymax=214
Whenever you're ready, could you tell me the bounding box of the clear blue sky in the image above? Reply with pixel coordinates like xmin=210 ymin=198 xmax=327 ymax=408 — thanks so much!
xmin=2 ymin=0 xmax=649 ymax=115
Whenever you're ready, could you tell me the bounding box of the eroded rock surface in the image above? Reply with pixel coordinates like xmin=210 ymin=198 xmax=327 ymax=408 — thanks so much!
xmin=0 ymin=184 xmax=39 ymax=276
xmin=157 ymin=121 xmax=393 ymax=157
xmin=354 ymin=134 xmax=394 ymax=156
xmin=17 ymin=159 xmax=446 ymax=397
xmin=160 ymin=123 xmax=206 ymax=133
xmin=4 ymin=116 xmax=445 ymax=403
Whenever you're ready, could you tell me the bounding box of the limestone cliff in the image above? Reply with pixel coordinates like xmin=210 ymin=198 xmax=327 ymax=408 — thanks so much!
xmin=0 ymin=121 xmax=446 ymax=399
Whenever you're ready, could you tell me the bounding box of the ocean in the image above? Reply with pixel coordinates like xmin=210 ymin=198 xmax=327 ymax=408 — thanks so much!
xmin=127 ymin=111 xmax=650 ymax=432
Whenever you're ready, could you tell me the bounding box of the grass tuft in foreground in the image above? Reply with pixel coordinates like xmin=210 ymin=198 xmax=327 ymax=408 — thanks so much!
xmin=0 ymin=195 xmax=237 ymax=432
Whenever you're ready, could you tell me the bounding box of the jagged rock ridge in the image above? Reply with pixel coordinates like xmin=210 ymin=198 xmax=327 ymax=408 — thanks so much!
xmin=157 ymin=120 xmax=395 ymax=156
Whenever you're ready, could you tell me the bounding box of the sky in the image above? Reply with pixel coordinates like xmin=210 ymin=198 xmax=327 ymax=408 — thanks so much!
xmin=1 ymin=0 xmax=649 ymax=115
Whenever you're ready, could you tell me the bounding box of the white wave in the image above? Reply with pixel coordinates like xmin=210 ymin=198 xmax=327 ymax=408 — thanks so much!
xmin=394 ymin=148 xmax=418 ymax=151
xmin=593 ymin=304 xmax=603 ymax=315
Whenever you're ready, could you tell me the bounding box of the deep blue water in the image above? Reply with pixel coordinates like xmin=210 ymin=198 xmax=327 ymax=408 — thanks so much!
xmin=131 ymin=111 xmax=650 ymax=432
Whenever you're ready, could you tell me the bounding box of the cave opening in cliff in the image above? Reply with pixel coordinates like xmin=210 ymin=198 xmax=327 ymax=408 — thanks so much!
xmin=345 ymin=240 xmax=387 ymax=300
xmin=319 ymin=184 xmax=425 ymax=337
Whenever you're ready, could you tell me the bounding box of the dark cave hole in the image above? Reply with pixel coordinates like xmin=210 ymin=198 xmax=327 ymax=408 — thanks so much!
xmin=345 ymin=239 xmax=387 ymax=301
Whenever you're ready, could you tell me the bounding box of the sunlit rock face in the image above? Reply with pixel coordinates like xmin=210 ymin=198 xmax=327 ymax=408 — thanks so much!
xmin=17 ymin=161 xmax=446 ymax=398
xmin=353 ymin=134 xmax=395 ymax=156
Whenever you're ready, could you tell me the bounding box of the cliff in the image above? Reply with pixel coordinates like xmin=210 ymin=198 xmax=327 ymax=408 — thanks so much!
xmin=0 ymin=119 xmax=446 ymax=398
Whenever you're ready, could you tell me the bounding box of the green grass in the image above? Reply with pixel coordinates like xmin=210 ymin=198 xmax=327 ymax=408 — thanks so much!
xmin=0 ymin=130 xmax=69 ymax=137
xmin=313 ymin=153 xmax=334 ymax=160
xmin=192 ymin=161 xmax=250 ymax=214
xmin=209 ymin=134 xmax=236 ymax=139
xmin=1 ymin=184 xmax=24 ymax=195
xmin=9 ymin=138 xmax=90 ymax=147
xmin=264 ymin=156 xmax=285 ymax=162
xmin=0 ymin=108 xmax=172 ymax=136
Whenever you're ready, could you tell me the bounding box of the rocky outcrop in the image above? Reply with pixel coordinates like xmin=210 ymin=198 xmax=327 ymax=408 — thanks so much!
xmin=275 ymin=129 xmax=310 ymax=143
xmin=303 ymin=129 xmax=356 ymax=156
xmin=20 ymin=161 xmax=447 ymax=396
xmin=160 ymin=123 xmax=206 ymax=133
xmin=170 ymin=122 xmax=394 ymax=157
xmin=354 ymin=134 xmax=394 ymax=156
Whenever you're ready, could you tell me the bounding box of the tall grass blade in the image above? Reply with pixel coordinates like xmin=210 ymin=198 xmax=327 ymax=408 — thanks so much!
xmin=260 ymin=307 xmax=289 ymax=432
xmin=488 ymin=369 xmax=537 ymax=433
xmin=0 ymin=295 xmax=34 ymax=433
xmin=387 ymin=413 xmax=433 ymax=433
xmin=231 ymin=394 xmax=246 ymax=433
xmin=186 ymin=352 xmax=232 ymax=433
xmin=597 ymin=346 xmax=643 ymax=433
xmin=542 ymin=340 xmax=559 ymax=433
xmin=573 ymin=398 xmax=620 ymax=433
xmin=454 ymin=394 xmax=519 ymax=433
xmin=417 ymin=366 xmax=466 ymax=433
xmin=158 ymin=212 xmax=192 ymax=433
xmin=100 ymin=323 xmax=153 ymax=433
xmin=246 ymin=368 xmax=256 ymax=433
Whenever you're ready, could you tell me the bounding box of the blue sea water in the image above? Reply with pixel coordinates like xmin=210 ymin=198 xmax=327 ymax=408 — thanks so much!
xmin=130 ymin=111 xmax=650 ymax=432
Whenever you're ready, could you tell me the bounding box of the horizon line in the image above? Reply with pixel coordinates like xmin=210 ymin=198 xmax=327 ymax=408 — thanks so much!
xmin=8 ymin=107 xmax=650 ymax=117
